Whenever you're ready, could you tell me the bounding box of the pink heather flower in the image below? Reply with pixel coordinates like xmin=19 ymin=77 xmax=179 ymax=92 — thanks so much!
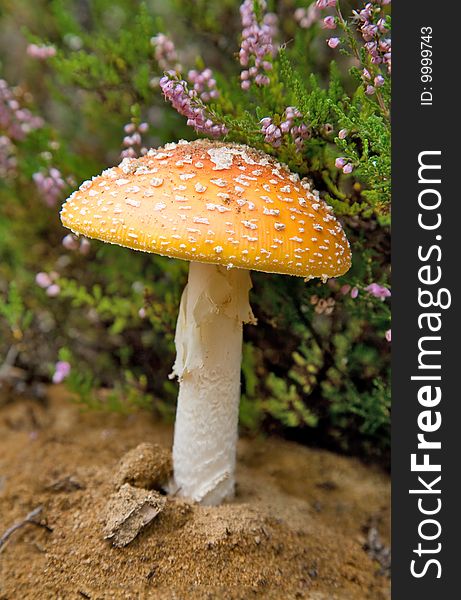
xmin=52 ymin=361 xmax=71 ymax=384
xmin=27 ymin=44 xmax=56 ymax=60
xmin=294 ymin=5 xmax=320 ymax=29
xmin=79 ymin=238 xmax=91 ymax=255
xmin=188 ymin=68 xmax=220 ymax=103
xmin=361 ymin=24 xmax=378 ymax=42
xmin=350 ymin=287 xmax=359 ymax=299
xmin=1 ymin=78 xmax=43 ymax=143
xmin=285 ymin=106 xmax=302 ymax=120
xmin=335 ymin=157 xmax=347 ymax=169
xmin=385 ymin=329 xmax=392 ymax=342
xmin=62 ymin=234 xmax=79 ymax=251
xmin=340 ymin=284 xmax=351 ymax=295
xmin=338 ymin=129 xmax=348 ymax=139
xmin=46 ymin=284 xmax=61 ymax=297
xmin=260 ymin=118 xmax=282 ymax=148
xmin=316 ymin=0 xmax=336 ymax=8
xmin=0 ymin=135 xmax=16 ymax=178
xmin=374 ymin=75 xmax=385 ymax=87
xmin=121 ymin=121 xmax=149 ymax=159
xmin=33 ymin=168 xmax=66 ymax=207
xmin=36 ymin=272 xmax=52 ymax=288
xmin=150 ymin=33 xmax=181 ymax=72
xmin=160 ymin=73 xmax=227 ymax=137
xmin=323 ymin=16 xmax=336 ymax=30
xmin=365 ymin=283 xmax=391 ymax=300
xmin=291 ymin=123 xmax=310 ymax=151
xmin=377 ymin=18 xmax=387 ymax=33
xmin=327 ymin=37 xmax=340 ymax=49
xmin=239 ymin=0 xmax=278 ymax=89
xmin=365 ymin=85 xmax=376 ymax=95
xmin=343 ymin=163 xmax=353 ymax=174
xmin=261 ymin=107 xmax=309 ymax=151
xmin=138 ymin=307 xmax=147 ymax=319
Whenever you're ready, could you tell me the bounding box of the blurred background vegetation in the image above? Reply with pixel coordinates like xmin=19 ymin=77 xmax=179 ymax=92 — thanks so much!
xmin=0 ymin=0 xmax=391 ymax=463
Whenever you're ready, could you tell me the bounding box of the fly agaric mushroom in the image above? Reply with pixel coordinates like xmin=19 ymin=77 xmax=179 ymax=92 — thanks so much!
xmin=60 ymin=139 xmax=351 ymax=505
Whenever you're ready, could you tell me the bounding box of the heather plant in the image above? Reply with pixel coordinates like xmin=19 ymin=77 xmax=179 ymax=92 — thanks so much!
xmin=0 ymin=0 xmax=391 ymax=461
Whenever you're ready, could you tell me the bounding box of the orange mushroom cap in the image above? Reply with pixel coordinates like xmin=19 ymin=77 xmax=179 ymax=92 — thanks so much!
xmin=60 ymin=139 xmax=351 ymax=279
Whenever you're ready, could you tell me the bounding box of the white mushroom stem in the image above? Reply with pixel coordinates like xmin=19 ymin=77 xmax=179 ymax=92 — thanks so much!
xmin=171 ymin=261 xmax=255 ymax=505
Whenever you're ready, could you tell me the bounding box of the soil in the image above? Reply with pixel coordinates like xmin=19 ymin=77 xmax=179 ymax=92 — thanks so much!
xmin=0 ymin=387 xmax=390 ymax=599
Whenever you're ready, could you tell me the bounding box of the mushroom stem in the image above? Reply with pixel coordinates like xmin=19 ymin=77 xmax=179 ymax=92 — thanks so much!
xmin=171 ymin=261 xmax=255 ymax=505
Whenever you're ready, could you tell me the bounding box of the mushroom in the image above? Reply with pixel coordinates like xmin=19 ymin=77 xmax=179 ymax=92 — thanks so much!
xmin=60 ymin=140 xmax=351 ymax=505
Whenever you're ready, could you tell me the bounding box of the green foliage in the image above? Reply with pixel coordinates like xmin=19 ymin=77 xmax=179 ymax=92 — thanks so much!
xmin=0 ymin=283 xmax=33 ymax=341
xmin=265 ymin=372 xmax=319 ymax=428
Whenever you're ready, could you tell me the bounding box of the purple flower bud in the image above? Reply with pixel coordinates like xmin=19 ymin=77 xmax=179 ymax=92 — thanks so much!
xmin=121 ymin=148 xmax=137 ymax=158
xmin=385 ymin=329 xmax=392 ymax=342
xmin=327 ymin=37 xmax=340 ymax=49
xmin=239 ymin=0 xmax=277 ymax=88
xmin=280 ymin=120 xmax=292 ymax=133
xmin=323 ymin=16 xmax=336 ymax=30
xmin=338 ymin=129 xmax=348 ymax=139
xmin=377 ymin=18 xmax=387 ymax=33
xmin=361 ymin=24 xmax=378 ymax=42
xmin=350 ymin=286 xmax=359 ymax=298
xmin=160 ymin=72 xmax=228 ymax=137
xmin=343 ymin=163 xmax=353 ymax=174
xmin=374 ymin=75 xmax=385 ymax=87
xmin=335 ymin=157 xmax=347 ymax=168
xmin=79 ymin=238 xmax=91 ymax=255
xmin=340 ymin=284 xmax=351 ymax=295
xmin=255 ymin=74 xmax=270 ymax=86
xmin=36 ymin=272 xmax=52 ymax=288
xmin=27 ymin=44 xmax=56 ymax=60
xmin=46 ymin=284 xmax=61 ymax=297
xmin=365 ymin=85 xmax=376 ymax=95
xmin=62 ymin=234 xmax=79 ymax=251
xmin=365 ymin=41 xmax=378 ymax=54
xmin=151 ymin=33 xmax=181 ymax=72
xmin=52 ymin=361 xmax=71 ymax=384
xmin=365 ymin=283 xmax=391 ymax=300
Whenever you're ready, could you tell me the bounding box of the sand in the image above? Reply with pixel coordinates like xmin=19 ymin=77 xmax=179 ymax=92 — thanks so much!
xmin=0 ymin=387 xmax=390 ymax=599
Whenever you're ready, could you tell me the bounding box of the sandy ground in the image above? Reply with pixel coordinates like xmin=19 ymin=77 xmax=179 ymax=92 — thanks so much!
xmin=0 ymin=387 xmax=390 ymax=599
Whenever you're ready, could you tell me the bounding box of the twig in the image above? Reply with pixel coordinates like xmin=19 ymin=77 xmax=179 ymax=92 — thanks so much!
xmin=0 ymin=345 xmax=19 ymax=380
xmin=0 ymin=506 xmax=52 ymax=551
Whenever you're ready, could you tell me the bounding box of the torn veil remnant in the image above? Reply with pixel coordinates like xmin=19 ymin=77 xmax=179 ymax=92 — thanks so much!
xmin=60 ymin=139 xmax=351 ymax=506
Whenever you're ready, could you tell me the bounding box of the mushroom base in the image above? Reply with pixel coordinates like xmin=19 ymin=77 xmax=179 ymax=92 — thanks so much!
xmin=171 ymin=261 xmax=255 ymax=505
